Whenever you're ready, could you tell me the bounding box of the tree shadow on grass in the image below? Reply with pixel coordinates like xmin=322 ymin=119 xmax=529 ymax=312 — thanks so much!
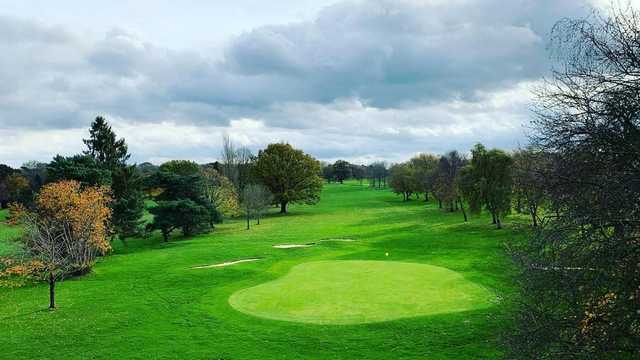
xmin=0 ymin=308 xmax=50 ymax=321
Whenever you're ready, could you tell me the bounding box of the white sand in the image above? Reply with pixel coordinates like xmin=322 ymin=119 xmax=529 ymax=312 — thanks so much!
xmin=273 ymin=244 xmax=314 ymax=249
xmin=192 ymin=258 xmax=261 ymax=269
xmin=319 ymin=238 xmax=356 ymax=242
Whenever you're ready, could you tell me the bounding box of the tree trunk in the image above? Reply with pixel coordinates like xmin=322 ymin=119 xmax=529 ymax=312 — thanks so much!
xmin=530 ymin=205 xmax=538 ymax=227
xmin=459 ymin=199 xmax=468 ymax=222
xmin=49 ymin=272 xmax=56 ymax=310
xmin=162 ymin=230 xmax=169 ymax=242
xmin=491 ymin=212 xmax=497 ymax=224
xmin=280 ymin=201 xmax=287 ymax=214
xmin=424 ymin=192 xmax=429 ymax=202
xmin=496 ymin=215 xmax=502 ymax=229
xmin=246 ymin=212 xmax=250 ymax=230
xmin=438 ymin=199 xmax=442 ymax=209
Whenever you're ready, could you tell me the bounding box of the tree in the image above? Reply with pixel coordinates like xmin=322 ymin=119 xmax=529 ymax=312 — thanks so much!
xmin=367 ymin=162 xmax=388 ymax=189
xmin=241 ymin=184 xmax=273 ymax=229
xmin=137 ymin=162 xmax=159 ymax=178
xmin=200 ymin=166 xmax=241 ymax=218
xmin=0 ymin=164 xmax=13 ymax=208
xmin=47 ymin=155 xmax=112 ymax=187
xmin=332 ymin=160 xmax=352 ymax=183
xmin=253 ymin=143 xmax=323 ymax=214
xmin=409 ymin=153 xmax=439 ymax=201
xmin=19 ymin=180 xmax=111 ymax=309
xmin=20 ymin=161 xmax=48 ymax=194
xmin=507 ymin=6 xmax=640 ymax=357
xmin=158 ymin=160 xmax=200 ymax=176
xmin=6 ymin=173 xmax=32 ymax=205
xmin=321 ymin=162 xmax=335 ymax=183
xmin=82 ymin=117 xmax=144 ymax=241
xmin=220 ymin=135 xmax=254 ymax=192
xmin=148 ymin=163 xmax=221 ymax=241
xmin=464 ymin=144 xmax=512 ymax=229
xmin=351 ymin=164 xmax=366 ymax=185
xmin=511 ymin=148 xmax=546 ymax=227
xmin=148 ymin=199 xmax=216 ymax=241
xmin=83 ymin=116 xmax=130 ymax=169
xmin=432 ymin=151 xmax=466 ymax=211
xmin=111 ymin=165 xmax=145 ymax=240
xmin=389 ymin=163 xmax=417 ymax=201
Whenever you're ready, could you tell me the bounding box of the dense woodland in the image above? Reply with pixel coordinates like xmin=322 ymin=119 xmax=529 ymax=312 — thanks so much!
xmin=0 ymin=5 xmax=639 ymax=359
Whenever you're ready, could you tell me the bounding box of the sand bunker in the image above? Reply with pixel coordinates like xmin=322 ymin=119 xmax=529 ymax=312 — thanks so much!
xmin=319 ymin=238 xmax=356 ymax=242
xmin=273 ymin=239 xmax=356 ymax=249
xmin=192 ymin=258 xmax=261 ymax=269
xmin=273 ymin=244 xmax=315 ymax=249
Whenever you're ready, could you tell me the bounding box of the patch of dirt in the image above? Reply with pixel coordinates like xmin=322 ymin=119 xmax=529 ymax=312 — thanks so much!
xmin=192 ymin=258 xmax=261 ymax=269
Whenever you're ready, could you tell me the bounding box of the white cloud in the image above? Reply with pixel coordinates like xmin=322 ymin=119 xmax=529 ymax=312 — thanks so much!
xmin=0 ymin=1 xmax=598 ymax=167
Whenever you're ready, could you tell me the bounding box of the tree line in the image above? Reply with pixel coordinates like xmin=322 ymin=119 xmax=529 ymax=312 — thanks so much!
xmin=0 ymin=120 xmax=323 ymax=308
xmin=385 ymin=146 xmax=534 ymax=230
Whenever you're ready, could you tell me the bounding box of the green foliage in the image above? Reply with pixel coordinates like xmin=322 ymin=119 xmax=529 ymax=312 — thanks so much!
xmin=332 ymin=160 xmax=352 ymax=183
xmin=19 ymin=161 xmax=47 ymax=194
xmin=5 ymin=174 xmax=32 ymax=205
xmin=0 ymin=164 xmax=15 ymax=208
xmin=148 ymin=199 xmax=217 ymax=240
xmin=159 ymin=160 xmax=200 ymax=176
xmin=389 ymin=163 xmax=417 ymax=201
xmin=432 ymin=151 xmax=466 ymax=211
xmin=148 ymin=162 xmax=221 ymax=241
xmin=111 ymin=166 xmax=145 ymax=239
xmin=200 ymin=167 xmax=241 ymax=218
xmin=409 ymin=153 xmax=439 ymax=201
xmin=462 ymin=144 xmax=513 ymax=228
xmin=511 ymin=148 xmax=546 ymax=227
xmin=47 ymin=155 xmax=112 ymax=187
xmin=253 ymin=143 xmax=323 ymax=213
xmin=83 ymin=116 xmax=130 ymax=169
xmin=321 ymin=162 xmax=335 ymax=182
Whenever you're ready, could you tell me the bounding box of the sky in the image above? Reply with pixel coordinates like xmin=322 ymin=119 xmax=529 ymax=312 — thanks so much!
xmin=0 ymin=0 xmax=618 ymax=167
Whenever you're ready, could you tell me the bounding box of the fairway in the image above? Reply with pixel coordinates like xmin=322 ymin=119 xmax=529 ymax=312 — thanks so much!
xmin=0 ymin=183 xmax=517 ymax=359
xmin=230 ymin=260 xmax=495 ymax=324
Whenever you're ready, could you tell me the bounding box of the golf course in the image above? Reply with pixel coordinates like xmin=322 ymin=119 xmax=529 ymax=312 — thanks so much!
xmin=0 ymin=182 xmax=518 ymax=359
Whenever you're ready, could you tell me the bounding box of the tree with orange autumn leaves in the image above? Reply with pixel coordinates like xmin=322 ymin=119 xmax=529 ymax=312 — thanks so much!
xmin=12 ymin=180 xmax=111 ymax=309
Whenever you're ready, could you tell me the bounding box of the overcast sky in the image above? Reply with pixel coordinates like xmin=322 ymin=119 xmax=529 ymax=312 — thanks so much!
xmin=0 ymin=0 xmax=616 ymax=167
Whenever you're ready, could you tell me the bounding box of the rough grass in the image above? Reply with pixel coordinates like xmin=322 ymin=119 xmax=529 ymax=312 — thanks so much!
xmin=0 ymin=182 xmax=521 ymax=359
xmin=229 ymin=260 xmax=496 ymax=325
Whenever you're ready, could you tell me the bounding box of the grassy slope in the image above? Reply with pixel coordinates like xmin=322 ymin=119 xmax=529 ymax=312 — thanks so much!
xmin=0 ymin=183 xmax=520 ymax=359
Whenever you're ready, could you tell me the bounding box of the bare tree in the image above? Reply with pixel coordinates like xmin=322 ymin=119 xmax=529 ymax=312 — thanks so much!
xmin=221 ymin=135 xmax=239 ymax=189
xmin=241 ymin=184 xmax=273 ymax=229
xmin=221 ymin=135 xmax=254 ymax=193
xmin=508 ymin=5 xmax=640 ymax=357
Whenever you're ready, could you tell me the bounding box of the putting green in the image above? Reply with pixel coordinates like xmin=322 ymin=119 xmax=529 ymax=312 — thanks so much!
xmin=228 ymin=260 xmax=495 ymax=325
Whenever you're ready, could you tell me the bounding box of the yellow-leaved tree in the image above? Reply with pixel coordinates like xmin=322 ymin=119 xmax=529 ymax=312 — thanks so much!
xmin=20 ymin=180 xmax=111 ymax=309
xmin=200 ymin=167 xmax=241 ymax=218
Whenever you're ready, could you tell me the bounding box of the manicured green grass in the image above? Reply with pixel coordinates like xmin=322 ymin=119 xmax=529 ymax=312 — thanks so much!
xmin=230 ymin=260 xmax=496 ymax=325
xmin=0 ymin=209 xmax=23 ymax=257
xmin=0 ymin=182 xmax=520 ymax=359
